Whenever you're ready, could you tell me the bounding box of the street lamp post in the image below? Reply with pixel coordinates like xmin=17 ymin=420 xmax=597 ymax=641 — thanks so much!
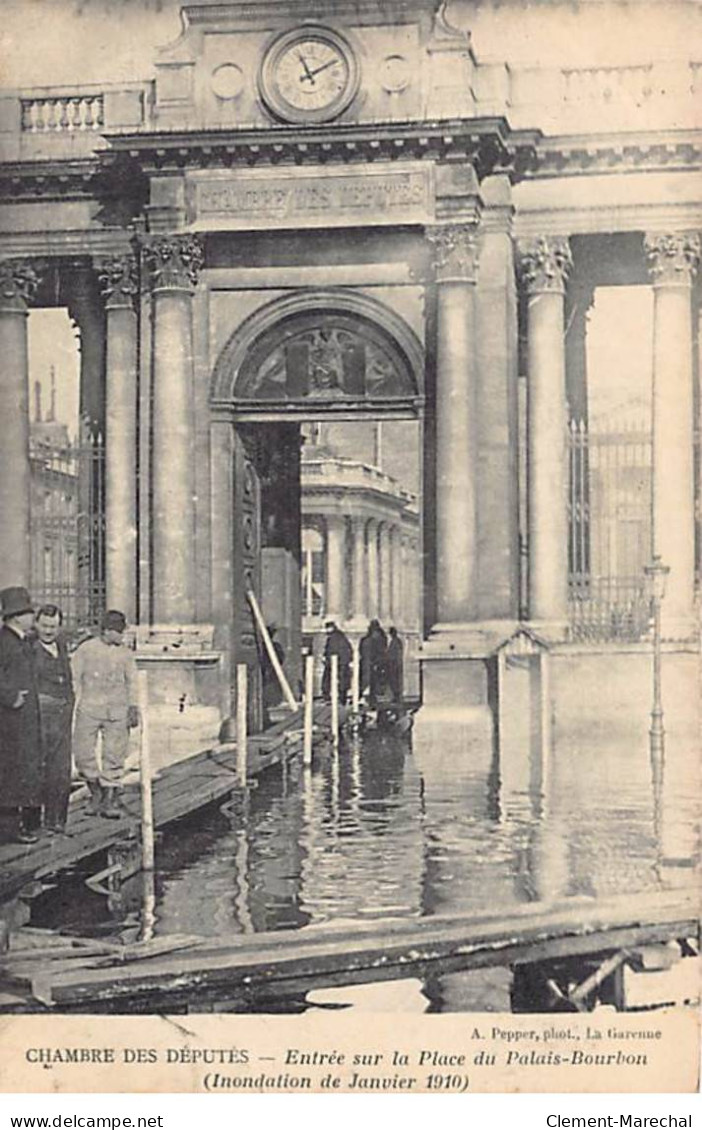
xmin=644 ymin=555 xmax=670 ymax=759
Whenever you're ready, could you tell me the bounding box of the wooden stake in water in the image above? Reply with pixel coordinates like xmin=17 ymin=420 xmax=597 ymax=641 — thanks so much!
xmin=246 ymin=589 xmax=298 ymax=712
xmin=303 ymin=653 xmax=314 ymax=767
xmin=331 ymin=652 xmax=340 ymax=747
xmin=137 ymin=670 xmax=155 ymax=876
xmin=351 ymin=641 xmax=360 ymax=714
xmin=236 ymin=663 xmax=248 ymax=788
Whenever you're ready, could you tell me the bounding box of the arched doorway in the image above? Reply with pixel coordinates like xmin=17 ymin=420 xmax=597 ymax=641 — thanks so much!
xmin=210 ymin=290 xmax=424 ymax=730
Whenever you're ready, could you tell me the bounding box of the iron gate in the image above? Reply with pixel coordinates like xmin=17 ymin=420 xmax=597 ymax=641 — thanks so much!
xmin=567 ymin=418 xmax=652 ymax=641
xmin=29 ymin=420 xmax=105 ymax=629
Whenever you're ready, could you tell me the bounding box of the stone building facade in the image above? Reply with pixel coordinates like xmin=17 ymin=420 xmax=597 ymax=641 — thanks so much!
xmin=0 ymin=0 xmax=699 ymax=750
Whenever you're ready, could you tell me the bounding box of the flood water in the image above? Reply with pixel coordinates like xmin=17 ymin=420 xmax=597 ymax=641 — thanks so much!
xmin=32 ymin=701 xmax=699 ymax=1012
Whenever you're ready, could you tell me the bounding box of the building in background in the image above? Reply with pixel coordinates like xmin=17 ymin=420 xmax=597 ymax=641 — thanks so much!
xmin=298 ymin=422 xmax=421 ymax=694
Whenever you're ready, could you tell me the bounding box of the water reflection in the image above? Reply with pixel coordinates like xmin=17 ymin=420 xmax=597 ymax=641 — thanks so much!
xmin=31 ymin=688 xmax=698 ymax=1008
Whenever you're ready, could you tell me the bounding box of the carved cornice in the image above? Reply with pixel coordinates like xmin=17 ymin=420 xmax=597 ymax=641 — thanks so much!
xmin=143 ymin=234 xmax=204 ymax=293
xmin=428 ymin=223 xmax=480 ymax=284
xmin=526 ymin=131 xmax=702 ymax=180
xmin=0 ymin=158 xmax=100 ymax=203
xmin=0 ymin=259 xmax=40 ymax=313
xmin=108 ymin=120 xmax=539 ymax=184
xmin=644 ymin=232 xmax=701 ymax=288
xmin=518 ymin=236 xmax=572 ymax=295
xmin=97 ymin=252 xmax=139 ymax=310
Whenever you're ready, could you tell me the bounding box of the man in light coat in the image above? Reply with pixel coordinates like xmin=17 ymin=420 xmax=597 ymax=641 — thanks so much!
xmin=72 ymin=609 xmax=140 ymax=819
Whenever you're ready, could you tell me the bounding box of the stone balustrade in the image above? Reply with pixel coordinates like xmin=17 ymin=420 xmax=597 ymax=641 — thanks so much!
xmin=302 ymin=456 xmax=416 ymax=506
xmin=21 ymin=92 xmax=104 ymax=133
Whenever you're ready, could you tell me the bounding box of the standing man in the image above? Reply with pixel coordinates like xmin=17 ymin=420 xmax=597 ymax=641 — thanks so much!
xmin=386 ymin=626 xmax=404 ymax=705
xmin=359 ymin=619 xmax=388 ymax=707
xmin=321 ymin=620 xmax=353 ymax=704
xmin=0 ymin=587 xmax=42 ymax=844
xmin=32 ymin=605 xmax=74 ymax=834
xmin=72 ymin=609 xmax=140 ymax=820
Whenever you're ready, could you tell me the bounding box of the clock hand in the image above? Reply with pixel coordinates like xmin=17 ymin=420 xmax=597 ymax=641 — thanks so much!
xmin=296 ymin=51 xmax=315 ymax=84
xmin=301 ymin=57 xmax=340 ymax=81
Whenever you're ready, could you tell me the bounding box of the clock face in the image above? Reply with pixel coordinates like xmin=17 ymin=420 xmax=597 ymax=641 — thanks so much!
xmin=260 ymin=27 xmax=359 ymax=123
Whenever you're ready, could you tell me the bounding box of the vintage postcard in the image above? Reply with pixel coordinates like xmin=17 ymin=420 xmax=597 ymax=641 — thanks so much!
xmin=0 ymin=0 xmax=699 ymax=1096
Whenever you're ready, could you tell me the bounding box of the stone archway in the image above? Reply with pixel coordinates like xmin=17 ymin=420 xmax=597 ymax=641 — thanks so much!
xmin=209 ymin=289 xmax=426 ymax=728
xmin=211 ymin=289 xmax=424 ymax=413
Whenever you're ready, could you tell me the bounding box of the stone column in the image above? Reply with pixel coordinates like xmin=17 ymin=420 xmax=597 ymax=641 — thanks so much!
xmin=366 ymin=518 xmax=379 ymax=620
xmin=325 ymin=514 xmax=346 ymax=622
xmin=399 ymin=532 xmax=409 ymax=628
xmin=519 ymin=236 xmax=573 ymax=629
xmin=388 ymin=525 xmax=401 ymax=623
xmin=0 ymin=261 xmax=39 ymax=585
xmin=144 ymin=235 xmax=203 ymax=624
xmin=98 ymin=253 xmax=138 ymax=621
xmin=429 ymin=222 xmax=480 ymax=623
xmin=350 ymin=516 xmax=366 ymax=621
xmin=379 ymin=521 xmax=392 ymax=621
xmin=475 ymin=176 xmax=520 ymax=620
xmin=645 ymin=232 xmax=700 ymax=632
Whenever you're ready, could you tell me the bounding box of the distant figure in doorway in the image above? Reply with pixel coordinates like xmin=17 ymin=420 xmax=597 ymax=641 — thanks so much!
xmin=359 ymin=619 xmax=388 ymax=707
xmin=72 ymin=609 xmax=140 ymax=820
xmin=0 ymin=587 xmax=43 ymax=844
xmin=386 ymin=626 xmax=404 ymax=705
xmin=261 ymin=624 xmax=285 ymax=728
xmin=322 ymin=620 xmax=352 ymax=704
xmin=32 ymin=604 xmax=74 ymax=834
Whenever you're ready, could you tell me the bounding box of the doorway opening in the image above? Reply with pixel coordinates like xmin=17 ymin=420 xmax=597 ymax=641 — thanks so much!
xmin=212 ymin=292 xmax=425 ymax=731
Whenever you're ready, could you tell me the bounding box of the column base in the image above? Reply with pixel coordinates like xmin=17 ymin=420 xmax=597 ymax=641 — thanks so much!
xmin=414 ymin=621 xmax=513 ymax=756
xmin=524 ymin=618 xmax=569 ymax=645
xmin=135 ymin=624 xmax=224 ymax=769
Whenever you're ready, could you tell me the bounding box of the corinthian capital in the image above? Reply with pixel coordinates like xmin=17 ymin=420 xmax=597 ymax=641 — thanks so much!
xmin=97 ymin=253 xmax=138 ymax=310
xmin=0 ymin=259 xmax=40 ymax=312
xmin=644 ymin=232 xmax=700 ymax=287
xmin=428 ymin=223 xmax=480 ymax=284
xmin=143 ymin=235 xmax=204 ymax=293
xmin=518 ymin=236 xmax=572 ymax=295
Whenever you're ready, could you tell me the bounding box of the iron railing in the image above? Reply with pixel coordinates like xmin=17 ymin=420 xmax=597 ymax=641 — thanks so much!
xmin=567 ymin=418 xmax=652 ymax=642
xmin=29 ymin=421 xmax=105 ymax=629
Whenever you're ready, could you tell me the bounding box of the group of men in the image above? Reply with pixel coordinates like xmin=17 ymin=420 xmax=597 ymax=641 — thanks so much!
xmin=322 ymin=618 xmax=404 ymax=708
xmin=0 ymin=586 xmax=139 ymax=845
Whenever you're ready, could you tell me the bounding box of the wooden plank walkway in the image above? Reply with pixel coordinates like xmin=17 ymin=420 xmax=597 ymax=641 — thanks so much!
xmin=0 ymin=704 xmax=332 ymax=906
xmin=0 ymin=888 xmax=697 ymax=1012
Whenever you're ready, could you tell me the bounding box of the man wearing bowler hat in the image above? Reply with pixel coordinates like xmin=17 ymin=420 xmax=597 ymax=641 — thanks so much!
xmin=0 ymin=586 xmax=43 ymax=844
xmin=72 ymin=609 xmax=140 ymax=820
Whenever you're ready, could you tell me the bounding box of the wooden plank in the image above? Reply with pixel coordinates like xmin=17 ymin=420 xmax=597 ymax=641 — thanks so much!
xmin=31 ymin=890 xmax=698 ymax=1008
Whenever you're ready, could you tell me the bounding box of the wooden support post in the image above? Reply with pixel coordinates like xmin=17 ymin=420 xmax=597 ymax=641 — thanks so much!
xmin=496 ymin=649 xmax=506 ymax=754
xmin=137 ymin=670 xmax=155 ymax=876
xmin=303 ymin=653 xmax=314 ymax=767
xmin=140 ymin=867 xmax=156 ymax=944
xmin=351 ymin=641 xmax=360 ymax=714
xmin=538 ymin=649 xmax=552 ymax=792
xmin=331 ymin=653 xmax=339 ymax=747
xmin=236 ymin=663 xmax=248 ymax=788
xmin=246 ymin=589 xmax=298 ymax=712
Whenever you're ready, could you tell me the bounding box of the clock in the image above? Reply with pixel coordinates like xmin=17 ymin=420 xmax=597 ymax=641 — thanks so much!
xmin=259 ymin=26 xmax=359 ymax=123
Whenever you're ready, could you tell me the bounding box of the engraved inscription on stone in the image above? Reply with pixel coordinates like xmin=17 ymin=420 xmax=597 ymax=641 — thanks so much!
xmin=192 ymin=169 xmax=432 ymax=229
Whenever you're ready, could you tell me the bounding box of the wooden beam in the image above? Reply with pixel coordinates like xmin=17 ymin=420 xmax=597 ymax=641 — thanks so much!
xmin=18 ymin=889 xmax=697 ymax=1010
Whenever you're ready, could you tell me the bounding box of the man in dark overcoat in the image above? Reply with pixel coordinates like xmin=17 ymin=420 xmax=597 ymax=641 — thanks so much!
xmin=321 ymin=620 xmax=353 ymax=704
xmin=359 ymin=619 xmax=388 ymax=707
xmin=32 ymin=604 xmax=74 ymax=834
xmin=0 ymin=587 xmax=43 ymax=844
xmin=386 ymin=626 xmax=404 ymax=705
